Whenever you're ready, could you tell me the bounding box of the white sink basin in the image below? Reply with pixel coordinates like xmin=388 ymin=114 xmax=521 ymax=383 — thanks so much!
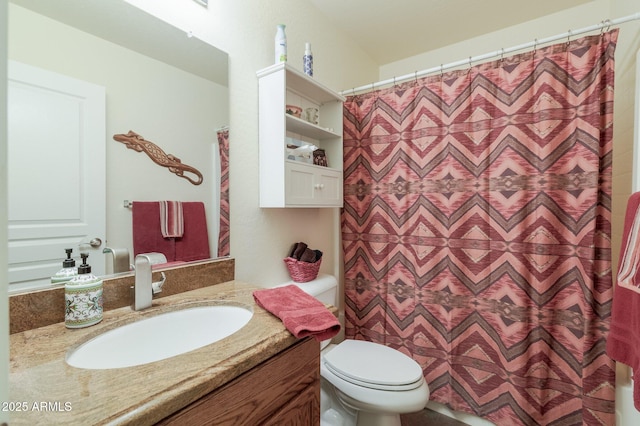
xmin=66 ymin=304 xmax=253 ymax=369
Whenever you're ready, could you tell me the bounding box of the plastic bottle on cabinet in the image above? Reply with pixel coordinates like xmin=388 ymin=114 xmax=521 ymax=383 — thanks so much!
xmin=51 ymin=248 xmax=78 ymax=284
xmin=65 ymin=253 xmax=103 ymax=328
xmin=303 ymin=42 xmax=313 ymax=77
xmin=275 ymin=24 xmax=287 ymax=63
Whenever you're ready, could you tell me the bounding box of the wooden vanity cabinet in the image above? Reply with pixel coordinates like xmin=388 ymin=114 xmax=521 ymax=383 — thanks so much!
xmin=158 ymin=337 xmax=320 ymax=425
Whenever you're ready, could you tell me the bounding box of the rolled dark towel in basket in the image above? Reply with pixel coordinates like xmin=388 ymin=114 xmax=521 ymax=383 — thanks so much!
xmin=285 ymin=242 xmax=323 ymax=282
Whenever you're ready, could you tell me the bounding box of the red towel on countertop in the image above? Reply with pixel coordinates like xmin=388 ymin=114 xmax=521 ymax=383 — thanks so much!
xmin=253 ymin=285 xmax=340 ymax=341
xmin=132 ymin=201 xmax=210 ymax=262
xmin=607 ymin=191 xmax=640 ymax=411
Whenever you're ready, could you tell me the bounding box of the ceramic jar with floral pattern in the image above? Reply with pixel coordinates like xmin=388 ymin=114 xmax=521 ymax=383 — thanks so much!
xmin=65 ymin=253 xmax=103 ymax=329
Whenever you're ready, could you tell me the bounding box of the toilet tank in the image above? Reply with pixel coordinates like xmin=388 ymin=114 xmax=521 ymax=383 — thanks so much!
xmin=274 ymin=274 xmax=340 ymax=348
xmin=275 ymin=273 xmax=338 ymax=306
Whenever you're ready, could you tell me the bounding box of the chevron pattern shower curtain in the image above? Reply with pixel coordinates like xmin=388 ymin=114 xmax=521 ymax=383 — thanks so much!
xmin=216 ymin=128 xmax=230 ymax=257
xmin=342 ymin=31 xmax=617 ymax=425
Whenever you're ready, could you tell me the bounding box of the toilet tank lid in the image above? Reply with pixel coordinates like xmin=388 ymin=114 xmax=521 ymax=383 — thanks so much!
xmin=277 ymin=273 xmax=337 ymax=297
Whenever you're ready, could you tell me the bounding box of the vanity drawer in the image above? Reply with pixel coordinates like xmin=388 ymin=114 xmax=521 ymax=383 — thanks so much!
xmin=158 ymin=337 xmax=320 ymax=425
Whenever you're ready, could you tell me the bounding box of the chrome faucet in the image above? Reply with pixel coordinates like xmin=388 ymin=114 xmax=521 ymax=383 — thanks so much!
xmin=132 ymin=253 xmax=167 ymax=311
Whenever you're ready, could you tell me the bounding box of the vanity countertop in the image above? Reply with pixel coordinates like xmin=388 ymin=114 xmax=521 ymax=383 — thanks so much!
xmin=8 ymin=281 xmax=303 ymax=425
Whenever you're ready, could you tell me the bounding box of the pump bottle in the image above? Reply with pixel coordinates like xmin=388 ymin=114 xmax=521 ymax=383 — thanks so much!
xmin=51 ymin=248 xmax=78 ymax=284
xmin=65 ymin=253 xmax=103 ymax=328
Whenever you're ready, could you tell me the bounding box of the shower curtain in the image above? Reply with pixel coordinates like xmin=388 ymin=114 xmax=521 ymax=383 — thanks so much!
xmin=216 ymin=128 xmax=230 ymax=257
xmin=342 ymin=31 xmax=617 ymax=425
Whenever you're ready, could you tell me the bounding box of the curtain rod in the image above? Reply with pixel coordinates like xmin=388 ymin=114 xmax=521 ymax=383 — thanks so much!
xmin=340 ymin=12 xmax=640 ymax=96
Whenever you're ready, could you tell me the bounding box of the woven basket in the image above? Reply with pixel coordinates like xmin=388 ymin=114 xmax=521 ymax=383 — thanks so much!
xmin=284 ymin=256 xmax=322 ymax=283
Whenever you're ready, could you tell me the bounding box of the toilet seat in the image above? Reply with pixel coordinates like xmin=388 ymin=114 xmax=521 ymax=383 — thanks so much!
xmin=323 ymin=340 xmax=424 ymax=391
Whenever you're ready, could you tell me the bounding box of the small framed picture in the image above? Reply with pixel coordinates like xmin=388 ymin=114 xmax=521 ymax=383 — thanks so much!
xmin=313 ymin=149 xmax=328 ymax=167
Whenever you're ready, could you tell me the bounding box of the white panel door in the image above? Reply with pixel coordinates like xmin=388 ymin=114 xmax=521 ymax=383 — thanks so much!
xmin=8 ymin=61 xmax=106 ymax=292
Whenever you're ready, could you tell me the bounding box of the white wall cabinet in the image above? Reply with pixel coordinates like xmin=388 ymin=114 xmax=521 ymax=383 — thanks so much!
xmin=257 ymin=63 xmax=344 ymax=208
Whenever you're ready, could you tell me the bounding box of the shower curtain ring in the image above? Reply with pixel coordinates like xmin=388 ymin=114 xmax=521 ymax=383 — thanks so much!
xmin=500 ymin=48 xmax=504 ymax=62
xmin=440 ymin=64 xmax=444 ymax=75
xmin=566 ymin=29 xmax=572 ymax=46
xmin=533 ymin=38 xmax=538 ymax=52
xmin=415 ymin=71 xmax=418 ymax=83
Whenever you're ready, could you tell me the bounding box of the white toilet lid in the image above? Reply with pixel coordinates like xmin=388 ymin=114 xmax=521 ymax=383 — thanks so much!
xmin=323 ymin=340 xmax=424 ymax=391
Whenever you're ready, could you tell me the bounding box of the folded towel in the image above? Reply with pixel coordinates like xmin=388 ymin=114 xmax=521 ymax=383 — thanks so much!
xmin=159 ymin=201 xmax=184 ymax=238
xmin=253 ymin=285 xmax=340 ymax=341
xmin=607 ymin=191 xmax=640 ymax=411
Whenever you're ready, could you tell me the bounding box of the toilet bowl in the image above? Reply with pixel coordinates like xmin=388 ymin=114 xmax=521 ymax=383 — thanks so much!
xmin=320 ymin=340 xmax=430 ymax=426
xmin=271 ymin=275 xmax=430 ymax=426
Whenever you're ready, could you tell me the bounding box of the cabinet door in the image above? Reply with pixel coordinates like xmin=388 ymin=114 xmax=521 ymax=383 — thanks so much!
xmin=315 ymin=169 xmax=343 ymax=207
xmin=263 ymin=383 xmax=319 ymax=426
xmin=285 ymin=162 xmax=343 ymax=207
xmin=157 ymin=338 xmax=320 ymax=426
xmin=285 ymin=162 xmax=316 ymax=205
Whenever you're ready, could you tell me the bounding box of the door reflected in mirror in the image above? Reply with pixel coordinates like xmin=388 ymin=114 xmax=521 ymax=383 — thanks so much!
xmin=7 ymin=0 xmax=229 ymax=292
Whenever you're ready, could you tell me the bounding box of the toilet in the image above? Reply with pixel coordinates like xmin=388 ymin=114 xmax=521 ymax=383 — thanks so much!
xmin=275 ymin=274 xmax=430 ymax=426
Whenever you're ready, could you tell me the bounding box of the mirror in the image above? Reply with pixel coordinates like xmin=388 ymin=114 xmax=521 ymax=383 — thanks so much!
xmin=7 ymin=0 xmax=229 ymax=292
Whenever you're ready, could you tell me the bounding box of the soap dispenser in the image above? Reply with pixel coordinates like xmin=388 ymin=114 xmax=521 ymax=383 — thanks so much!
xmin=65 ymin=252 xmax=103 ymax=329
xmin=51 ymin=248 xmax=78 ymax=285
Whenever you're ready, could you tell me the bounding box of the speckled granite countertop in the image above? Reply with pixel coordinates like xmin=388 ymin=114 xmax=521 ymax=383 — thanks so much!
xmin=8 ymin=281 xmax=300 ymax=425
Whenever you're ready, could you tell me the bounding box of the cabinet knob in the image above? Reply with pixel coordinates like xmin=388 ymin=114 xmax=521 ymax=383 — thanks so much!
xmin=314 ymin=183 xmax=325 ymax=190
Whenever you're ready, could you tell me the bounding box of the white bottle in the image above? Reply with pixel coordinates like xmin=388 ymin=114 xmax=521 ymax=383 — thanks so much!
xmin=275 ymin=24 xmax=287 ymax=63
xmin=303 ymin=42 xmax=313 ymax=77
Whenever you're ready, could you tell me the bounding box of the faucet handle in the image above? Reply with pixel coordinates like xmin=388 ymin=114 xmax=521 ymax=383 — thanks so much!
xmin=152 ymin=272 xmax=166 ymax=295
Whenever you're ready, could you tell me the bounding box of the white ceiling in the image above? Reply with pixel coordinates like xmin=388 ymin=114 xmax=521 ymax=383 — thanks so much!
xmin=308 ymin=0 xmax=594 ymax=64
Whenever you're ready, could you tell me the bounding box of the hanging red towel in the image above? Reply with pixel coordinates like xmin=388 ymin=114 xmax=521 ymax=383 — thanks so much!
xmin=174 ymin=202 xmax=210 ymax=262
xmin=133 ymin=201 xmax=210 ymax=262
xmin=132 ymin=201 xmax=175 ymax=260
xmin=159 ymin=200 xmax=184 ymax=238
xmin=253 ymin=285 xmax=340 ymax=341
xmin=607 ymin=192 xmax=640 ymax=411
